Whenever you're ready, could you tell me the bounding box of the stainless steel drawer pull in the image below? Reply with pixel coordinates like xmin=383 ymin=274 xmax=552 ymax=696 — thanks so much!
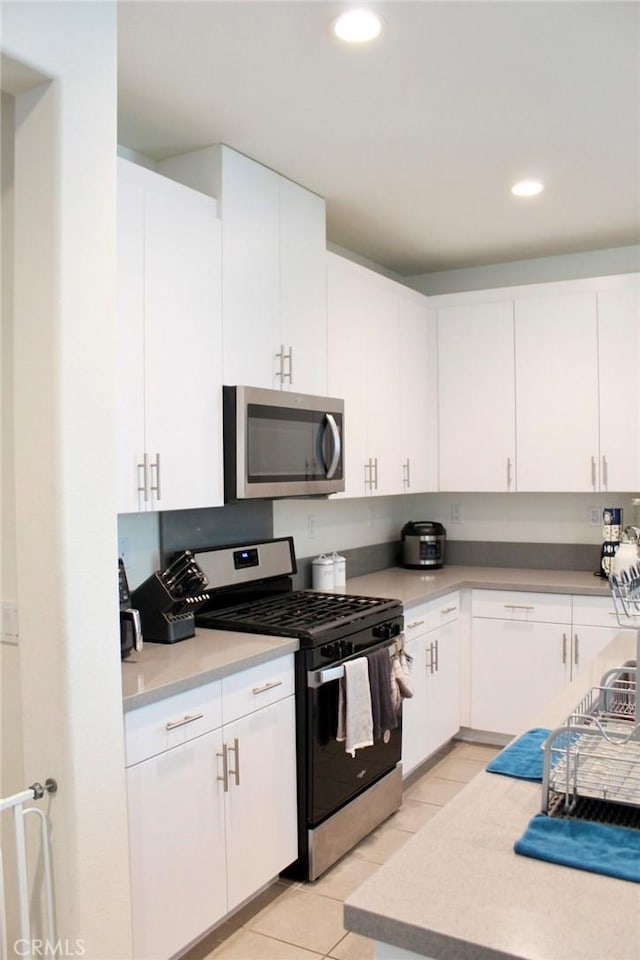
xmin=574 ymin=633 xmax=579 ymax=665
xmin=441 ymin=606 xmax=457 ymax=615
xmin=228 ymin=737 xmax=240 ymax=787
xmin=165 ymin=712 xmax=204 ymax=731
xmin=562 ymin=633 xmax=567 ymax=665
xmin=503 ymin=604 xmax=534 ymax=611
xmin=407 ymin=619 xmax=425 ymax=629
xmin=252 ymin=680 xmax=283 ymax=695
xmin=217 ymin=745 xmax=229 ymax=792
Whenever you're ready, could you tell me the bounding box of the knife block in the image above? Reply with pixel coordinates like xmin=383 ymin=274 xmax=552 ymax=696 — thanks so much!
xmin=131 ymin=571 xmax=206 ymax=644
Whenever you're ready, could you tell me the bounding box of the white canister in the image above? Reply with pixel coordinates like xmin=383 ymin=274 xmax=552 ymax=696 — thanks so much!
xmin=312 ymin=554 xmax=335 ymax=590
xmin=331 ymin=552 xmax=346 ymax=589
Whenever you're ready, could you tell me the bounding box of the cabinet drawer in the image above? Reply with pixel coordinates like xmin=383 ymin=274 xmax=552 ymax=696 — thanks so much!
xmin=124 ymin=680 xmax=222 ymax=767
xmin=472 ymin=589 xmax=571 ymax=624
xmin=572 ymin=594 xmax=618 ymax=628
xmin=425 ymin=592 xmax=460 ymax=632
xmin=403 ymin=603 xmax=429 ymax=641
xmin=222 ymin=654 xmax=295 ymax=724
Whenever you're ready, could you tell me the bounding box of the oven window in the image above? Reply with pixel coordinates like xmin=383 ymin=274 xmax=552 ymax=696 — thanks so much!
xmin=246 ymin=404 xmax=342 ymax=483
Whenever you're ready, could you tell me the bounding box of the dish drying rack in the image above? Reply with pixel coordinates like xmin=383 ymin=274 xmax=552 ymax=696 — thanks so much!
xmin=541 ymin=567 xmax=640 ymax=825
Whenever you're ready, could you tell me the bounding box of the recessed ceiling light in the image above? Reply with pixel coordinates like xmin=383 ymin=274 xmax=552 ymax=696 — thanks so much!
xmin=333 ymin=8 xmax=383 ymax=43
xmin=511 ymin=180 xmax=544 ymax=197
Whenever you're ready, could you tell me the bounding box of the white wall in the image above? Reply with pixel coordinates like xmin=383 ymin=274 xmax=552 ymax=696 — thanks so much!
xmin=2 ymin=4 xmax=132 ymax=958
xmin=406 ymin=244 xmax=640 ymax=295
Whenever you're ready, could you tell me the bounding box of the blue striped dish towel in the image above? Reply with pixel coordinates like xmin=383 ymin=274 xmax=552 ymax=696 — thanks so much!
xmin=515 ymin=814 xmax=640 ymax=883
xmin=485 ymin=728 xmax=550 ymax=782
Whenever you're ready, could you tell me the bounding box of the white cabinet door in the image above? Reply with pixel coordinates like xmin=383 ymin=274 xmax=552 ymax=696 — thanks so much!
xmin=515 ymin=292 xmax=599 ymax=492
xmin=438 ymin=300 xmax=516 ymax=491
xmin=116 ymin=172 xmax=146 ymax=514
xmin=223 ymin=696 xmax=298 ymax=911
xmin=116 ymin=159 xmax=223 ymax=513
xmin=570 ymin=626 xmax=620 ymax=680
xmin=279 ymin=177 xmax=327 ymax=395
xmin=471 ymin=619 xmax=567 ymax=736
xmin=127 ymin=730 xmax=227 ymax=960
xmin=425 ymin=618 xmax=461 ymax=754
xmin=400 ymin=635 xmax=428 ymax=777
xmin=398 ymin=294 xmax=437 ymax=493
xmin=597 ymin=284 xmax=640 ymax=491
xmin=365 ymin=277 xmax=400 ymax=497
xmin=221 ymin=149 xmax=281 ymax=388
xmin=144 ymin=186 xmax=223 ymax=512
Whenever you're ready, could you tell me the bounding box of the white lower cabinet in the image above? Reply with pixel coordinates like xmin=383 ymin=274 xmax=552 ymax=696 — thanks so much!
xmin=470 ymin=591 xmax=617 ymax=736
xmin=401 ymin=594 xmax=461 ymax=777
xmin=125 ymin=656 xmax=297 ymax=960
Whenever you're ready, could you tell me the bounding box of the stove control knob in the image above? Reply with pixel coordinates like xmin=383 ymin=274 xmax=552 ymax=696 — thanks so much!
xmin=340 ymin=640 xmax=354 ymax=657
xmin=373 ymin=623 xmax=391 ymax=641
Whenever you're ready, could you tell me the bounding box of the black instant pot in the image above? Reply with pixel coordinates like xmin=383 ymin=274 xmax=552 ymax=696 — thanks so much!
xmin=401 ymin=521 xmax=446 ymax=569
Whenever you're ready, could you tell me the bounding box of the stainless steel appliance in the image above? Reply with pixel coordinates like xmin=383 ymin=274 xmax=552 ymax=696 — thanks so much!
xmin=223 ymin=386 xmax=344 ymax=501
xmin=193 ymin=537 xmax=403 ymax=880
xmin=119 ymin=558 xmax=143 ymax=659
xmin=401 ymin=521 xmax=446 ymax=569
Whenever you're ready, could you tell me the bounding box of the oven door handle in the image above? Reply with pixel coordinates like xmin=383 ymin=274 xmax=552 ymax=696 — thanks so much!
xmin=321 ymin=414 xmax=341 ymax=480
xmin=308 ymin=664 xmax=345 ymax=688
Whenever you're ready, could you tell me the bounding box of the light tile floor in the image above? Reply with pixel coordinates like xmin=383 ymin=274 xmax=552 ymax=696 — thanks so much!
xmin=186 ymin=741 xmax=501 ymax=960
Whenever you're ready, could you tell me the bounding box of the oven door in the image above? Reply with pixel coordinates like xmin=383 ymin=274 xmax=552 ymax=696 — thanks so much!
xmin=306 ymin=645 xmax=402 ymax=827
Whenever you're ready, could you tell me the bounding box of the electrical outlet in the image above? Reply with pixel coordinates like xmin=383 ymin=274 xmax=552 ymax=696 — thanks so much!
xmin=451 ymin=503 xmax=463 ymax=525
xmin=307 ymin=515 xmax=316 ymax=539
xmin=589 ymin=507 xmax=602 ymax=526
xmin=1 ymin=601 xmax=19 ymax=641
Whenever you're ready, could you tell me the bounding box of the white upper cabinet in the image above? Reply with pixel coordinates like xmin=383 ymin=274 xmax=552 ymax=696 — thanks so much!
xmin=437 ymin=300 xmax=516 ymax=491
xmin=159 ymin=145 xmax=327 ymax=394
xmin=515 ymin=291 xmax=600 ymax=492
xmin=116 ymin=158 xmax=223 ymax=514
xmin=597 ymin=283 xmax=640 ymax=491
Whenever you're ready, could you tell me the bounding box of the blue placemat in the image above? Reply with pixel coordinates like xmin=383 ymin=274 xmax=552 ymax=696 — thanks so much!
xmin=515 ymin=814 xmax=640 ymax=883
xmin=485 ymin=728 xmax=550 ymax=782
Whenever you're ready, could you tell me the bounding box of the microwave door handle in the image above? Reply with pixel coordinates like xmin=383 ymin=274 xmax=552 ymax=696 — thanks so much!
xmin=322 ymin=414 xmax=341 ymax=479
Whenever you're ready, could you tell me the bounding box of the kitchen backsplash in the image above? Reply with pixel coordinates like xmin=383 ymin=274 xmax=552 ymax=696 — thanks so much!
xmin=117 ymin=492 xmax=636 ymax=590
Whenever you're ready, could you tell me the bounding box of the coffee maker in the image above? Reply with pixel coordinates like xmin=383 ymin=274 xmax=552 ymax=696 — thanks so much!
xmin=599 ymin=508 xmax=622 ymax=578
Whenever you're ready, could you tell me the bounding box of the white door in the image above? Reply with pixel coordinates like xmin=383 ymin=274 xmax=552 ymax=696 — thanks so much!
xmin=425 ymin=619 xmax=461 ymax=753
xmin=127 ymin=730 xmax=227 ymax=960
xmin=223 ymin=697 xmax=298 ymax=911
xmin=571 ymin=626 xmax=620 ymax=681
xmin=279 ymin=177 xmax=328 ymax=395
xmin=515 ymin=292 xmax=599 ymax=491
xmin=116 ymin=170 xmax=146 ymax=513
xmin=365 ymin=277 xmax=400 ymax=496
xmin=398 ymin=294 xmax=437 ymax=493
xmin=144 ymin=185 xmax=223 ymax=511
xmin=438 ymin=300 xmax=516 ymax=491
xmin=470 ymin=619 xmax=567 ymax=736
xmin=597 ymin=285 xmax=640 ymax=491
xmin=400 ymin=635 xmax=429 ymax=777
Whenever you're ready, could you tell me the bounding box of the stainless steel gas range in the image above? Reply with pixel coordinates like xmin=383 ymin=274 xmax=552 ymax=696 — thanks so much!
xmin=191 ymin=536 xmax=404 ymax=881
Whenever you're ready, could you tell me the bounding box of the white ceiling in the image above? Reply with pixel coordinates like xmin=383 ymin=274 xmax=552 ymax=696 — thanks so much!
xmin=117 ymin=0 xmax=640 ymax=276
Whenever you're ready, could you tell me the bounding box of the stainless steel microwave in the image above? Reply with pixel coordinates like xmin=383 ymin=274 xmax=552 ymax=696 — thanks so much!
xmin=223 ymin=386 xmax=345 ymax=500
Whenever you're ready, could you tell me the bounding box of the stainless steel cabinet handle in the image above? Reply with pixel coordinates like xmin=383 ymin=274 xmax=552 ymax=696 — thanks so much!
xmin=407 ymin=619 xmax=425 ymax=630
xmin=149 ymin=453 xmax=161 ymax=502
xmin=602 ymin=455 xmax=608 ymax=489
xmin=562 ymin=632 xmax=567 ymax=665
xmin=228 ymin=737 xmax=240 ymax=787
xmin=591 ymin=456 xmax=597 ymax=490
xmin=403 ymin=458 xmax=411 ymax=489
xmin=503 ymin=604 xmax=534 ymax=611
xmin=574 ymin=633 xmax=579 ymax=665
xmin=285 ymin=346 xmax=293 ymax=383
xmin=433 ymin=639 xmax=439 ymax=673
xmin=507 ymin=457 xmax=512 ymax=491
xmin=137 ymin=456 xmax=149 ymax=503
xmin=364 ymin=461 xmax=372 ymax=491
xmin=252 ymin=680 xmax=283 ymax=695
xmin=425 ymin=642 xmax=433 ymax=673
xmin=275 ymin=344 xmax=285 ymax=382
xmin=166 ymin=712 xmax=204 ymax=731
xmin=217 ymin=744 xmax=229 ymax=792
xmin=441 ymin=606 xmax=457 ymax=615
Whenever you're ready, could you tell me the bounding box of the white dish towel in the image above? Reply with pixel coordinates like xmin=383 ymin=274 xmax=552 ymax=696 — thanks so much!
xmin=337 ymin=657 xmax=374 ymax=757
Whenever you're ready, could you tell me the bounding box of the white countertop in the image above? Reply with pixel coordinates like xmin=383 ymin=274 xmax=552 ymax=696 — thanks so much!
xmin=344 ymin=630 xmax=640 ymax=960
